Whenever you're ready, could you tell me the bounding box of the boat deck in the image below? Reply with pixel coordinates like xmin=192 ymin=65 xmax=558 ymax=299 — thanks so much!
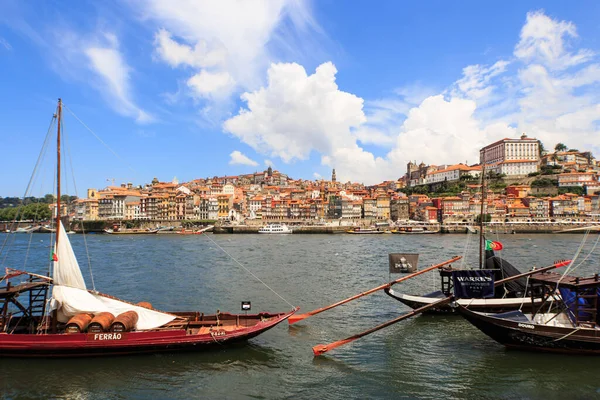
xmin=531 ymin=272 xmax=600 ymax=289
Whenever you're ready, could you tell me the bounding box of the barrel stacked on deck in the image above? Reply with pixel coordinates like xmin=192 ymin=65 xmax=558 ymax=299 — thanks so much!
xmin=64 ymin=302 xmax=152 ymax=333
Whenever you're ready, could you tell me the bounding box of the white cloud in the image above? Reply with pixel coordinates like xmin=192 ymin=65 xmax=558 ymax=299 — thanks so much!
xmin=388 ymin=95 xmax=515 ymax=169
xmin=394 ymin=82 xmax=439 ymax=105
xmin=142 ymin=0 xmax=321 ymax=105
xmin=264 ymin=159 xmax=275 ymax=168
xmin=0 ymin=37 xmax=11 ymax=50
xmin=454 ymin=60 xmax=510 ymax=102
xmin=187 ymin=70 xmax=236 ymax=99
xmin=153 ymin=28 xmax=226 ymax=69
xmin=85 ymin=43 xmax=153 ymax=123
xmin=222 ymin=10 xmax=600 ymax=185
xmin=514 ymin=10 xmax=594 ymax=70
xmin=224 ymin=62 xmax=365 ymax=162
xmin=229 ymin=150 xmax=258 ymax=167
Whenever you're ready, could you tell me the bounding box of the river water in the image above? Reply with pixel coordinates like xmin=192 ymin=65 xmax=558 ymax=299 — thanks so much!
xmin=1 ymin=232 xmax=600 ymax=399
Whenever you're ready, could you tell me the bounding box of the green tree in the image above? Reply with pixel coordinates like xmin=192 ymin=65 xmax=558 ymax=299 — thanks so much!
xmin=0 ymin=208 xmax=17 ymax=221
xmin=558 ymin=186 xmax=584 ymax=196
xmin=22 ymin=203 xmax=52 ymax=220
xmin=555 ymin=143 xmax=567 ymax=152
xmin=44 ymin=194 xmax=56 ymax=204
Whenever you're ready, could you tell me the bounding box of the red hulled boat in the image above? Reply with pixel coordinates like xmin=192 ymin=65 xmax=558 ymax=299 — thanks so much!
xmin=0 ymin=99 xmax=296 ymax=357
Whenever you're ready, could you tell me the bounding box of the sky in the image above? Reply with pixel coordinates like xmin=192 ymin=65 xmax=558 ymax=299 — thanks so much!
xmin=1 ymin=1 xmax=600 ymax=197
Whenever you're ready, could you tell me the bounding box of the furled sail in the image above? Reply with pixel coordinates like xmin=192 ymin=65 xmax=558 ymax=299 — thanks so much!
xmin=51 ymin=222 xmax=176 ymax=330
xmin=52 ymin=222 xmax=86 ymax=290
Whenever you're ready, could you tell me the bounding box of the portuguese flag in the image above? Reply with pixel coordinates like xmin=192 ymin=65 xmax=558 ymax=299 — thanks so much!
xmin=485 ymin=240 xmax=503 ymax=251
xmin=50 ymin=252 xmax=58 ymax=262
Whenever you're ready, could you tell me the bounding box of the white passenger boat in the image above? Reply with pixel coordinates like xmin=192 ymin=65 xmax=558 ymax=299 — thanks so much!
xmin=258 ymin=223 xmax=293 ymax=234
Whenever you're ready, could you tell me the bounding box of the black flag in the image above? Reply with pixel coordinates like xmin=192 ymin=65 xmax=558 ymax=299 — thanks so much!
xmin=389 ymin=253 xmax=419 ymax=273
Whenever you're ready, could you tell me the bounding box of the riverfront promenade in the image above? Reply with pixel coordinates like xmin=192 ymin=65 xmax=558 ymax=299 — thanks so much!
xmin=213 ymin=221 xmax=600 ymax=234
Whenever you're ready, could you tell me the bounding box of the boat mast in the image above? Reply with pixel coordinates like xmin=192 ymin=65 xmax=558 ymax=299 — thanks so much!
xmin=56 ymin=98 xmax=62 ymax=247
xmin=479 ymin=148 xmax=486 ymax=269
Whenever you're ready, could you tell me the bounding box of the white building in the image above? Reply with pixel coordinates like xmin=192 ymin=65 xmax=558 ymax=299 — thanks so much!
xmin=222 ymin=183 xmax=235 ymax=195
xmin=480 ymin=133 xmax=540 ymax=176
xmin=557 ymin=172 xmax=597 ymax=187
xmin=426 ymin=164 xmax=481 ymax=184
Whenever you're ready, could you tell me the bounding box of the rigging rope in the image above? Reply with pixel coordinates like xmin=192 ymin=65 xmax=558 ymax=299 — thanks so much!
xmin=61 ymin=115 xmax=96 ymax=291
xmin=460 ymin=226 xmax=473 ymax=269
xmin=0 ymin=114 xmax=56 ymax=270
xmin=201 ymin=232 xmax=296 ymax=309
xmin=569 ymin=233 xmax=600 ymax=273
xmin=556 ymin=230 xmax=589 ymax=288
xmin=63 ymin=104 xmax=138 ymax=175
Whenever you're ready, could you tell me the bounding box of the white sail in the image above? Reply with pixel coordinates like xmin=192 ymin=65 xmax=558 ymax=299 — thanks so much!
xmin=51 ymin=221 xmax=176 ymax=330
xmin=52 ymin=221 xmax=86 ymax=290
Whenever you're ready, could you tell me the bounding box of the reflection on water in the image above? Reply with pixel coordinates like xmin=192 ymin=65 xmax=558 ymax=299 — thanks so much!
xmin=1 ymin=233 xmax=600 ymax=399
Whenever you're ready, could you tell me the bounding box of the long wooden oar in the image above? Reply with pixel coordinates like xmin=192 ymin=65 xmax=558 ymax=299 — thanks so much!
xmin=312 ymin=296 xmax=455 ymax=356
xmin=495 ymin=260 xmax=571 ymax=285
xmin=311 ymin=259 xmax=572 ymax=356
xmin=288 ymin=255 xmax=462 ymax=325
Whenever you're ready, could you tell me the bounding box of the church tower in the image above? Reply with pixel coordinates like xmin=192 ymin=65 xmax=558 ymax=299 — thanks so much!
xmin=331 ymin=168 xmax=337 ymax=183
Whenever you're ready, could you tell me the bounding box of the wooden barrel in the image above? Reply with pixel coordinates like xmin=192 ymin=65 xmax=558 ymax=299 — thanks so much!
xmin=88 ymin=312 xmax=115 ymax=333
xmin=136 ymin=301 xmax=153 ymax=309
xmin=110 ymin=311 xmax=139 ymax=332
xmin=65 ymin=313 xmax=94 ymax=334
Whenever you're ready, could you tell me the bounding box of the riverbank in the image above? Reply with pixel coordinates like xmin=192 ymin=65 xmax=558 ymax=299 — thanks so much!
xmin=214 ymin=222 xmax=600 ymax=234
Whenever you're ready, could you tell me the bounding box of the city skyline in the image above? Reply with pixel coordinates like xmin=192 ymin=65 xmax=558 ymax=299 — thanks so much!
xmin=2 ymin=1 xmax=600 ymax=196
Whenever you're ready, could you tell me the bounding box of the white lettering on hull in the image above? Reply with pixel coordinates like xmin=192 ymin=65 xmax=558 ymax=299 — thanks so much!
xmin=518 ymin=323 xmax=535 ymax=330
xmin=87 ymin=333 xmax=126 ymax=341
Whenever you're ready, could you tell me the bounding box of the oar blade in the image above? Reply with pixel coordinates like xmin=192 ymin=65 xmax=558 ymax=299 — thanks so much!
xmin=288 ymin=314 xmax=309 ymax=325
xmin=312 ymin=344 xmax=328 ymax=356
xmin=312 ymin=339 xmax=352 ymax=356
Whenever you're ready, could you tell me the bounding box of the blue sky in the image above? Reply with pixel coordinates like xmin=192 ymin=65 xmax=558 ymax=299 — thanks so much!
xmin=1 ymin=1 xmax=600 ymax=196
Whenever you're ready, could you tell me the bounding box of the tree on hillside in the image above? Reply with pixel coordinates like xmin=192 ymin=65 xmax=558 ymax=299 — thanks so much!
xmin=22 ymin=203 xmax=52 ymax=220
xmin=539 ymin=141 xmax=546 ymax=157
xmin=555 ymin=143 xmax=567 ymax=152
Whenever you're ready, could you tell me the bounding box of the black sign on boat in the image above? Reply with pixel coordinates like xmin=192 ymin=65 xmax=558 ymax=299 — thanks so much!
xmin=452 ymin=270 xmax=495 ymax=298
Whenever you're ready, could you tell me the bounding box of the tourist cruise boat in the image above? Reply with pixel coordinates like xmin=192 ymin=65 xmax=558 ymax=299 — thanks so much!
xmin=258 ymin=223 xmax=293 ymax=234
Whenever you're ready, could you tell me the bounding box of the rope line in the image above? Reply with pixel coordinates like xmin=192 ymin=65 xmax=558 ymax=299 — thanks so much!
xmin=201 ymin=233 xmax=296 ymax=309
xmin=61 ymin=116 xmax=96 ymax=291
xmin=63 ymin=104 xmax=137 ymax=175
xmin=552 ymin=326 xmax=582 ymax=342
xmin=0 ymin=114 xmax=56 ymax=266
xmin=557 ymin=230 xmax=589 ymax=288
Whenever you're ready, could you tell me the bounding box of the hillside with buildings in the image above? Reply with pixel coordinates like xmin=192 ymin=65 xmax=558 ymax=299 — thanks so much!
xmin=10 ymin=134 xmax=598 ymax=227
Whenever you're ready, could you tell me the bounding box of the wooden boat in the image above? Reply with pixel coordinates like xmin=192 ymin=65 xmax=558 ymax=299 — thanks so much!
xmin=385 ymin=149 xmax=534 ymax=313
xmin=104 ymin=228 xmax=159 ymax=234
xmin=457 ymin=270 xmax=600 ymax=355
xmin=0 ymin=99 xmax=296 ymax=358
xmin=177 ymin=225 xmax=214 ymax=235
xmin=346 ymin=227 xmax=384 ymax=234
xmin=392 ymin=226 xmax=439 ymax=234
xmin=384 ymin=254 xmax=544 ymax=313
